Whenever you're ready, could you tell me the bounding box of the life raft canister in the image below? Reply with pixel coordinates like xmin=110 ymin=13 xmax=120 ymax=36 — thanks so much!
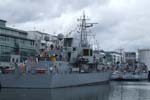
xmin=50 ymin=56 xmax=56 ymax=61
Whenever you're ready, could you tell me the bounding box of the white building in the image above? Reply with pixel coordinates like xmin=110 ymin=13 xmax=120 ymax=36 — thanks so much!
xmin=99 ymin=51 xmax=122 ymax=65
xmin=27 ymin=31 xmax=55 ymax=53
xmin=93 ymin=50 xmax=106 ymax=64
xmin=111 ymin=52 xmax=122 ymax=64
xmin=124 ymin=52 xmax=136 ymax=64
xmin=138 ymin=49 xmax=150 ymax=70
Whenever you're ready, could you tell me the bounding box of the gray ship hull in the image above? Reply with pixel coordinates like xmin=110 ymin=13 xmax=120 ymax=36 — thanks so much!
xmin=0 ymin=71 xmax=110 ymax=88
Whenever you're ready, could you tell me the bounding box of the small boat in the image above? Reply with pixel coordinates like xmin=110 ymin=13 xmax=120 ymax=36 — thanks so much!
xmin=111 ymin=71 xmax=148 ymax=81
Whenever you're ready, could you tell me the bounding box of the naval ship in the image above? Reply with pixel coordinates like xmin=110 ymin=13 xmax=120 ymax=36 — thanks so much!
xmin=0 ymin=14 xmax=111 ymax=88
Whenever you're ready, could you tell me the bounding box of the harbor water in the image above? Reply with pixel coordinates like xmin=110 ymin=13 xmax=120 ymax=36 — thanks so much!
xmin=0 ymin=81 xmax=150 ymax=100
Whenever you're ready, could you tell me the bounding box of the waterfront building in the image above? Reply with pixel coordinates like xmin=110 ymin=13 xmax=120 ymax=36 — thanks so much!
xmin=138 ymin=49 xmax=150 ymax=70
xmin=104 ymin=51 xmax=122 ymax=65
xmin=124 ymin=52 xmax=136 ymax=64
xmin=0 ymin=19 xmax=36 ymax=67
xmin=27 ymin=31 xmax=56 ymax=53
xmin=93 ymin=50 xmax=106 ymax=64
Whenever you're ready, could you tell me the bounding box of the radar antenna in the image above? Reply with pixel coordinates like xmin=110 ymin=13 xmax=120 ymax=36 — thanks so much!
xmin=78 ymin=12 xmax=98 ymax=47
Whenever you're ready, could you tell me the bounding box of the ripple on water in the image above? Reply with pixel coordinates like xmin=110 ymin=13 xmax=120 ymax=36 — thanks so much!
xmin=0 ymin=81 xmax=150 ymax=100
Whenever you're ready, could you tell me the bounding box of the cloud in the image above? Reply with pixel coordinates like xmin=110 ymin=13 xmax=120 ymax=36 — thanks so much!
xmin=0 ymin=0 xmax=109 ymax=23
xmin=0 ymin=0 xmax=150 ymax=51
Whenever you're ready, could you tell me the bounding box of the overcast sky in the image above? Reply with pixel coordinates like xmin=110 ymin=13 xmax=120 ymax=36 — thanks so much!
xmin=0 ymin=0 xmax=150 ymax=51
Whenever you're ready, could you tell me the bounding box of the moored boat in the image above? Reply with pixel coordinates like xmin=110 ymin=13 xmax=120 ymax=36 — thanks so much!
xmin=0 ymin=13 xmax=111 ymax=88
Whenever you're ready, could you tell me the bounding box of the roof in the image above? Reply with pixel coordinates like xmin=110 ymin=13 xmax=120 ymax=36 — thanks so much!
xmin=138 ymin=49 xmax=150 ymax=51
xmin=125 ymin=52 xmax=136 ymax=54
xmin=105 ymin=51 xmax=121 ymax=55
xmin=93 ymin=50 xmax=105 ymax=53
xmin=0 ymin=19 xmax=6 ymax=22
xmin=28 ymin=31 xmax=50 ymax=35
xmin=0 ymin=26 xmax=27 ymax=35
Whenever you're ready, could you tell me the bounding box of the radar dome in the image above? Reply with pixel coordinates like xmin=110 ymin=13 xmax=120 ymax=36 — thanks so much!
xmin=44 ymin=35 xmax=50 ymax=41
xmin=57 ymin=33 xmax=64 ymax=41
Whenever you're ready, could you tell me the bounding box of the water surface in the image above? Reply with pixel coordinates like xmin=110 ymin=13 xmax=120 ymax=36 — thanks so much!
xmin=0 ymin=81 xmax=150 ymax=100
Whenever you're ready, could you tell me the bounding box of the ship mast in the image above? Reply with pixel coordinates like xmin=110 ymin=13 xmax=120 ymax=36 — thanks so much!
xmin=78 ymin=12 xmax=97 ymax=47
